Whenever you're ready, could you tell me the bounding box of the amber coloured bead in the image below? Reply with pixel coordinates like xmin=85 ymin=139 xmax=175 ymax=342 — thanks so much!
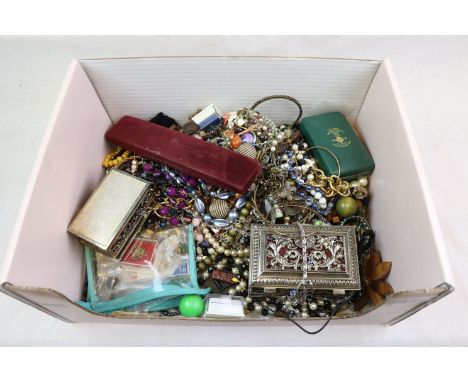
xmin=230 ymin=134 xmax=242 ymax=149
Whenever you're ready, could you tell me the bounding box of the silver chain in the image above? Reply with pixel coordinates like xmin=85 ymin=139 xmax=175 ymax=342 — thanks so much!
xmin=297 ymin=223 xmax=311 ymax=287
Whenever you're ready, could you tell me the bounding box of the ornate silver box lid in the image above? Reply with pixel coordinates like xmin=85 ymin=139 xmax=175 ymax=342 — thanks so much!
xmin=68 ymin=169 xmax=153 ymax=258
xmin=249 ymin=224 xmax=360 ymax=296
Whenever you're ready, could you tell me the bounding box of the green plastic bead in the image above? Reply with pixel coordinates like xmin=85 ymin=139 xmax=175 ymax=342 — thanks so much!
xmin=179 ymin=295 xmax=205 ymax=317
xmin=240 ymin=208 xmax=250 ymax=216
xmin=314 ymin=220 xmax=323 ymax=226
xmin=336 ymin=196 xmax=358 ymax=217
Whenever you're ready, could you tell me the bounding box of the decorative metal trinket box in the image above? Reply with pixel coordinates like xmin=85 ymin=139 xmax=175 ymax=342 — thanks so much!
xmin=68 ymin=169 xmax=153 ymax=258
xmin=249 ymin=224 xmax=360 ymax=297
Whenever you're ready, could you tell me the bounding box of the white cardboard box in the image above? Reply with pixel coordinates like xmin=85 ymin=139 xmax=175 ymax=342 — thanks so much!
xmin=0 ymin=56 xmax=454 ymax=326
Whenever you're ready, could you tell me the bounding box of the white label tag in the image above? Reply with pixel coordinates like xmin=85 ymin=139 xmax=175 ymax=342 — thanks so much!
xmin=203 ymin=297 xmax=245 ymax=319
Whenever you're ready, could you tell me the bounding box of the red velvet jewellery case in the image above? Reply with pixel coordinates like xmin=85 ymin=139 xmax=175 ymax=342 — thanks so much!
xmin=105 ymin=116 xmax=262 ymax=194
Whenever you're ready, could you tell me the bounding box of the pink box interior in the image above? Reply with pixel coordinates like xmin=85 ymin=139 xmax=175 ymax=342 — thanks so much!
xmin=0 ymin=57 xmax=454 ymax=324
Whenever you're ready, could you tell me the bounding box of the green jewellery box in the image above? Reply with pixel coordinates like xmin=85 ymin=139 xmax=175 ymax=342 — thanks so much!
xmin=300 ymin=112 xmax=375 ymax=179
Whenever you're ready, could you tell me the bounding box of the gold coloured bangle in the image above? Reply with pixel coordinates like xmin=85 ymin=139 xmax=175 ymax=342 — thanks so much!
xmin=303 ymin=146 xmax=350 ymax=197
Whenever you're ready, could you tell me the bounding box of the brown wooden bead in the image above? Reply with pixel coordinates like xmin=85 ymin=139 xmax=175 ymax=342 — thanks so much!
xmin=181 ymin=121 xmax=198 ymax=134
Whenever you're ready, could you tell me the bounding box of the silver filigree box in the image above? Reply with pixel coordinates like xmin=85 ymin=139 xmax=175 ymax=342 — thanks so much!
xmin=248 ymin=224 xmax=360 ymax=297
xmin=68 ymin=169 xmax=153 ymax=258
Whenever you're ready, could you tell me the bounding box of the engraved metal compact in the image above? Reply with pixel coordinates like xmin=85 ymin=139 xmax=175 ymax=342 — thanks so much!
xmin=248 ymin=224 xmax=360 ymax=297
xmin=68 ymin=169 xmax=153 ymax=258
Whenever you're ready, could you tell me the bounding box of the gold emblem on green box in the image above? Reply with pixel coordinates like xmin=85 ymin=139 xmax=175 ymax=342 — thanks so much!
xmin=328 ymin=128 xmax=351 ymax=148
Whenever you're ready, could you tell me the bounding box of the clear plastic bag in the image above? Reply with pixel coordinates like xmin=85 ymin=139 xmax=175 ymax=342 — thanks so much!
xmin=79 ymin=224 xmax=210 ymax=313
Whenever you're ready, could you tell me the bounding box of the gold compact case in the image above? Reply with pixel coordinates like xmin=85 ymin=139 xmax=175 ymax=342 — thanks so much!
xmin=249 ymin=224 xmax=360 ymax=297
xmin=68 ymin=169 xmax=153 ymax=258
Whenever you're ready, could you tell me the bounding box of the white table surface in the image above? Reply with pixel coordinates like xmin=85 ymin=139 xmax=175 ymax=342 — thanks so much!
xmin=0 ymin=36 xmax=467 ymax=346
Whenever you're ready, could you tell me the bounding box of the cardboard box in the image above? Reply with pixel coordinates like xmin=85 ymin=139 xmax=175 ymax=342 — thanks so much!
xmin=0 ymin=56 xmax=454 ymax=325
